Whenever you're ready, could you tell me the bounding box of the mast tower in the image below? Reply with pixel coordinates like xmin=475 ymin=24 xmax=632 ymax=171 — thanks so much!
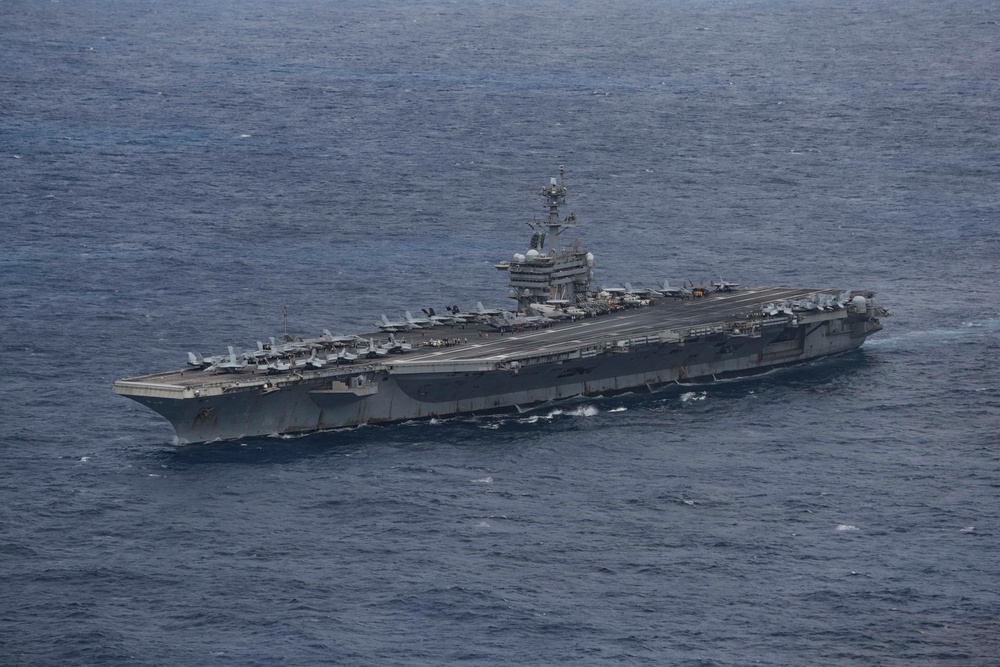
xmin=505 ymin=168 xmax=594 ymax=311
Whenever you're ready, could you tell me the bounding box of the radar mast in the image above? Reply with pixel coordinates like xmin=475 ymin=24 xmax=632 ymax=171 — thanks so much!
xmin=537 ymin=165 xmax=578 ymax=255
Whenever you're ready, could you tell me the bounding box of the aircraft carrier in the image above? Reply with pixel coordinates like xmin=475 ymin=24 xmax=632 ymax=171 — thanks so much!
xmin=113 ymin=171 xmax=888 ymax=444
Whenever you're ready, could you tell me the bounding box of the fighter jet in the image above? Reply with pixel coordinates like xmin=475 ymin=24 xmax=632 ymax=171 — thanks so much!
xmin=293 ymin=349 xmax=326 ymax=370
xmin=684 ymin=279 xmax=710 ymax=298
xmin=420 ymin=307 xmax=458 ymax=326
xmin=624 ymin=282 xmax=655 ymax=297
xmin=655 ymin=280 xmax=692 ymax=299
xmin=404 ymin=311 xmax=436 ymax=328
xmin=186 ymin=352 xmax=219 ymax=369
xmin=268 ymin=336 xmax=312 ymax=355
xmin=335 ymin=347 xmax=358 ymax=364
xmin=248 ymin=341 xmax=281 ymax=361
xmin=475 ymin=301 xmax=503 ymax=317
xmin=358 ymin=338 xmax=389 ymax=359
xmin=493 ymin=310 xmax=552 ymax=330
xmin=211 ymin=346 xmax=248 ymax=374
xmin=321 ymin=330 xmax=364 ymax=347
xmin=762 ymin=303 xmax=794 ymax=317
xmin=257 ymin=358 xmax=291 ymax=374
xmin=386 ymin=333 xmax=413 ymax=353
xmin=712 ymin=277 xmax=740 ymax=292
xmin=375 ymin=314 xmax=413 ymax=332
xmin=528 ymin=302 xmax=573 ymax=320
xmin=444 ymin=305 xmax=476 ymax=322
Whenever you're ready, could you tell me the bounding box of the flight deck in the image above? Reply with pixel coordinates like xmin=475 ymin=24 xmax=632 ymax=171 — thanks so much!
xmin=396 ymin=287 xmax=831 ymax=365
xmin=121 ymin=286 xmax=835 ymax=390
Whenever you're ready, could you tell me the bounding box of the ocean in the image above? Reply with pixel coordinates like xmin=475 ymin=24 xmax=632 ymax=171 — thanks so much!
xmin=2 ymin=0 xmax=998 ymax=664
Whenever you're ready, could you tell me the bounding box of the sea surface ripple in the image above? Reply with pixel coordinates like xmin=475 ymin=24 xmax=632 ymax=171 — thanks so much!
xmin=2 ymin=1 xmax=998 ymax=664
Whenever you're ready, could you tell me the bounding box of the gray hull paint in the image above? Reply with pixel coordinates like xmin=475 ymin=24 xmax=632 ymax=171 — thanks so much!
xmin=126 ymin=314 xmax=877 ymax=444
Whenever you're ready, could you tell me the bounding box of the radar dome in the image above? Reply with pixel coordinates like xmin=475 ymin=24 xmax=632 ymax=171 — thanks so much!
xmin=851 ymin=295 xmax=867 ymax=309
xmin=513 ymin=253 xmax=526 ymax=263
xmin=586 ymin=252 xmax=595 ymax=267
xmin=526 ymin=249 xmax=540 ymax=260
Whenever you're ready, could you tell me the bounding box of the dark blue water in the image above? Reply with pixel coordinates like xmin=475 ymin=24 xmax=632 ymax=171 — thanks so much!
xmin=3 ymin=1 xmax=999 ymax=664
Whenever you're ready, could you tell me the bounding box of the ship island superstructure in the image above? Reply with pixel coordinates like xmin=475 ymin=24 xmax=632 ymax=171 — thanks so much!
xmin=505 ymin=168 xmax=594 ymax=311
xmin=114 ymin=172 xmax=888 ymax=444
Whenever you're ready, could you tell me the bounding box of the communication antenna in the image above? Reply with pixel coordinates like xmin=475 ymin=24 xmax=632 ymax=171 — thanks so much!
xmin=537 ymin=164 xmax=578 ymax=254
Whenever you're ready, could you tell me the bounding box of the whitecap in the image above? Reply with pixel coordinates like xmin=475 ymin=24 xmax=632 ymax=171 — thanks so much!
xmin=680 ymin=391 xmax=707 ymax=403
xmin=836 ymin=524 xmax=858 ymax=532
xmin=472 ymin=476 xmax=493 ymax=484
xmin=608 ymin=407 xmax=627 ymax=413
xmin=960 ymin=526 xmax=975 ymax=533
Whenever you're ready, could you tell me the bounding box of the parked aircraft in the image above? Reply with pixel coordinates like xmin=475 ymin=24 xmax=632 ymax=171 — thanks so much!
xmin=444 ymin=305 xmax=475 ymax=322
xmin=376 ymin=314 xmax=412 ymax=332
xmin=404 ymin=311 xmax=435 ymax=328
xmin=335 ymin=347 xmax=358 ymax=363
xmin=494 ymin=310 xmax=552 ymax=329
xmin=420 ymin=307 xmax=458 ymax=325
xmin=269 ymin=336 xmax=311 ymax=355
xmin=212 ymin=346 xmax=248 ymax=374
xmin=293 ymin=349 xmax=325 ymax=370
xmin=655 ymin=280 xmax=692 ymax=298
xmin=386 ymin=333 xmax=413 ymax=353
xmin=712 ymin=277 xmax=740 ymax=292
xmin=528 ymin=302 xmax=573 ymax=320
xmin=321 ymin=330 xmax=363 ymax=347
xmin=359 ymin=338 xmax=389 ymax=359
xmin=257 ymin=358 xmax=291 ymax=374
xmin=249 ymin=341 xmax=281 ymax=361
xmin=475 ymin=302 xmax=503 ymax=316
xmin=186 ymin=352 xmax=218 ymax=369
xmin=762 ymin=303 xmax=794 ymax=317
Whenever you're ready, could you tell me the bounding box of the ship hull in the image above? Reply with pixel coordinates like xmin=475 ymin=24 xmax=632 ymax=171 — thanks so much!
xmin=113 ymin=174 xmax=889 ymax=445
xmin=119 ymin=308 xmax=882 ymax=444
